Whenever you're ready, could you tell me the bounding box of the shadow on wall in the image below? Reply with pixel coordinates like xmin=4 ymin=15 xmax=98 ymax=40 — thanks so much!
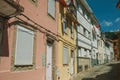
xmin=0 ymin=22 xmax=9 ymax=57
xmin=82 ymin=62 xmax=120 ymax=80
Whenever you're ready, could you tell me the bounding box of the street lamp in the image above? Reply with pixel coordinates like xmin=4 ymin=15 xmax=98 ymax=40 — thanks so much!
xmin=116 ymin=0 xmax=120 ymax=8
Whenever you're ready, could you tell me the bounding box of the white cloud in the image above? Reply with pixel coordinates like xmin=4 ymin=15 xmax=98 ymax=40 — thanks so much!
xmin=101 ymin=20 xmax=113 ymax=27
xmin=115 ymin=17 xmax=120 ymax=23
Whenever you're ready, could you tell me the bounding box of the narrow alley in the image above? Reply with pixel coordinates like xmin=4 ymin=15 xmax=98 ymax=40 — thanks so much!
xmin=74 ymin=61 xmax=120 ymax=80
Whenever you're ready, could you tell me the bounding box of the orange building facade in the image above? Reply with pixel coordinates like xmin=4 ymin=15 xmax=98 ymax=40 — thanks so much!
xmin=0 ymin=0 xmax=58 ymax=80
xmin=112 ymin=39 xmax=120 ymax=61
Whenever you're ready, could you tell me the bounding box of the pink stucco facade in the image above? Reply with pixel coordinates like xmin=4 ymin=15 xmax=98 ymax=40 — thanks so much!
xmin=0 ymin=0 xmax=58 ymax=80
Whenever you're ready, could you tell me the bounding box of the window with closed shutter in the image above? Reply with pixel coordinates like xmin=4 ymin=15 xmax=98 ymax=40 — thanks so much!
xmin=63 ymin=46 xmax=68 ymax=65
xmin=62 ymin=19 xmax=68 ymax=33
xmin=70 ymin=24 xmax=74 ymax=38
xmin=78 ymin=48 xmax=81 ymax=57
xmin=48 ymin=0 xmax=55 ymax=18
xmin=15 ymin=25 xmax=34 ymax=65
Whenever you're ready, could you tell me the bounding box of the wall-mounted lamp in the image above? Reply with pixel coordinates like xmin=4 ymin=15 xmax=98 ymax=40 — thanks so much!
xmin=116 ymin=0 xmax=120 ymax=8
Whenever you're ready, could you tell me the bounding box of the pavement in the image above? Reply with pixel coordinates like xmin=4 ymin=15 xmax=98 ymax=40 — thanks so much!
xmin=74 ymin=61 xmax=120 ymax=80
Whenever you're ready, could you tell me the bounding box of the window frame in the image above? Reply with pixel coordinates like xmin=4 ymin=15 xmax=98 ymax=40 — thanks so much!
xmin=70 ymin=23 xmax=74 ymax=39
xmin=63 ymin=46 xmax=69 ymax=65
xmin=62 ymin=17 xmax=68 ymax=34
xmin=78 ymin=47 xmax=81 ymax=57
xmin=14 ymin=26 xmax=34 ymax=66
xmin=12 ymin=24 xmax=36 ymax=71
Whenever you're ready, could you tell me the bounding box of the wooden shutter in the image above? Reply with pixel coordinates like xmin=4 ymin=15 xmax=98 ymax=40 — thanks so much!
xmin=48 ymin=0 xmax=55 ymax=18
xmin=15 ymin=25 xmax=34 ymax=65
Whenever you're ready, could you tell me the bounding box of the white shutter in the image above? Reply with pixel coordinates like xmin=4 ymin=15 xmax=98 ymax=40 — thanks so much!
xmin=62 ymin=21 xmax=66 ymax=33
xmin=15 ymin=25 xmax=34 ymax=65
xmin=48 ymin=0 xmax=55 ymax=18
xmin=63 ymin=47 xmax=68 ymax=64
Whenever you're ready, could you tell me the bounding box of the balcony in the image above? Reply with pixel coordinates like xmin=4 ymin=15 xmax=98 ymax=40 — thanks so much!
xmin=66 ymin=6 xmax=76 ymax=19
xmin=66 ymin=3 xmax=79 ymax=25
xmin=0 ymin=0 xmax=24 ymax=18
xmin=60 ymin=0 xmax=71 ymax=7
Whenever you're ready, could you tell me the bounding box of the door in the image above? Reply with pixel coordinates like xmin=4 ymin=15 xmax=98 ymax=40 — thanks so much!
xmin=70 ymin=50 xmax=74 ymax=75
xmin=46 ymin=41 xmax=53 ymax=80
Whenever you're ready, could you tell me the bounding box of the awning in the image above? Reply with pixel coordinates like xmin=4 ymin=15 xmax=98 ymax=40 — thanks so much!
xmin=0 ymin=0 xmax=24 ymax=18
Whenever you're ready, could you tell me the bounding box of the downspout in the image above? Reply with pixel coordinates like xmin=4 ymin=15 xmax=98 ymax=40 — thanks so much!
xmin=76 ymin=24 xmax=79 ymax=73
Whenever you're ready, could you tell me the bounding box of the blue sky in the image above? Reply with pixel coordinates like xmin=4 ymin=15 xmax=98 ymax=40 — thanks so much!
xmin=86 ymin=0 xmax=120 ymax=32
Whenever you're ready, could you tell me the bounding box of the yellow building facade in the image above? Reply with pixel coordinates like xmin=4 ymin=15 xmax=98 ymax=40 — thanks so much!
xmin=56 ymin=1 xmax=79 ymax=80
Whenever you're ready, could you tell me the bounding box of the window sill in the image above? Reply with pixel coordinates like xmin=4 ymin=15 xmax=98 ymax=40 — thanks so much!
xmin=12 ymin=65 xmax=35 ymax=71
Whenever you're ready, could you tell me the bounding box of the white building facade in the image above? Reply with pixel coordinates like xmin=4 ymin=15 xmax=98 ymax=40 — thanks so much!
xmin=76 ymin=0 xmax=95 ymax=72
xmin=104 ymin=40 xmax=114 ymax=63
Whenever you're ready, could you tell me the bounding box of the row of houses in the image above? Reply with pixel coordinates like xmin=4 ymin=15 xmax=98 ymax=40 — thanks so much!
xmin=112 ymin=31 xmax=120 ymax=61
xmin=0 ymin=0 xmax=114 ymax=80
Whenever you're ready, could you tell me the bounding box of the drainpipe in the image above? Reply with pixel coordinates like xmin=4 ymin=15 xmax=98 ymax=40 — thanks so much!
xmin=76 ymin=24 xmax=79 ymax=73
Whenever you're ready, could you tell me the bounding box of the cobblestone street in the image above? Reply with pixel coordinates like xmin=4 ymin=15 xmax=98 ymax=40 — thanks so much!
xmin=74 ymin=61 xmax=120 ymax=80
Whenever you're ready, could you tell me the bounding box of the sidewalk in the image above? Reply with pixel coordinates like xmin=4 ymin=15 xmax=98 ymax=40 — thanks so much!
xmin=73 ymin=62 xmax=114 ymax=80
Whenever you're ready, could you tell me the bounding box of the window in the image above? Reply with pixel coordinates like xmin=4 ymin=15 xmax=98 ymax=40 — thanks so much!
xmin=62 ymin=18 xmax=68 ymax=33
xmin=78 ymin=5 xmax=83 ymax=14
xmin=88 ymin=16 xmax=90 ymax=22
xmin=98 ymin=40 xmax=100 ymax=46
xmin=85 ymin=13 xmax=88 ymax=20
xmin=48 ymin=0 xmax=55 ymax=18
xmin=77 ymin=26 xmax=80 ymax=33
xmin=86 ymin=30 xmax=88 ymax=37
xmin=83 ymin=28 xmax=86 ymax=36
xmin=84 ymin=49 xmax=87 ymax=57
xmin=63 ymin=46 xmax=68 ymax=65
xmin=78 ymin=48 xmax=81 ymax=57
xmin=83 ymin=11 xmax=86 ymax=17
xmin=71 ymin=50 xmax=74 ymax=58
xmin=80 ymin=25 xmax=83 ymax=34
xmin=14 ymin=25 xmax=34 ymax=65
xmin=101 ymin=41 xmax=102 ymax=46
xmin=70 ymin=24 xmax=74 ymax=38
xmin=92 ymin=30 xmax=96 ymax=40
xmin=88 ymin=32 xmax=91 ymax=39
